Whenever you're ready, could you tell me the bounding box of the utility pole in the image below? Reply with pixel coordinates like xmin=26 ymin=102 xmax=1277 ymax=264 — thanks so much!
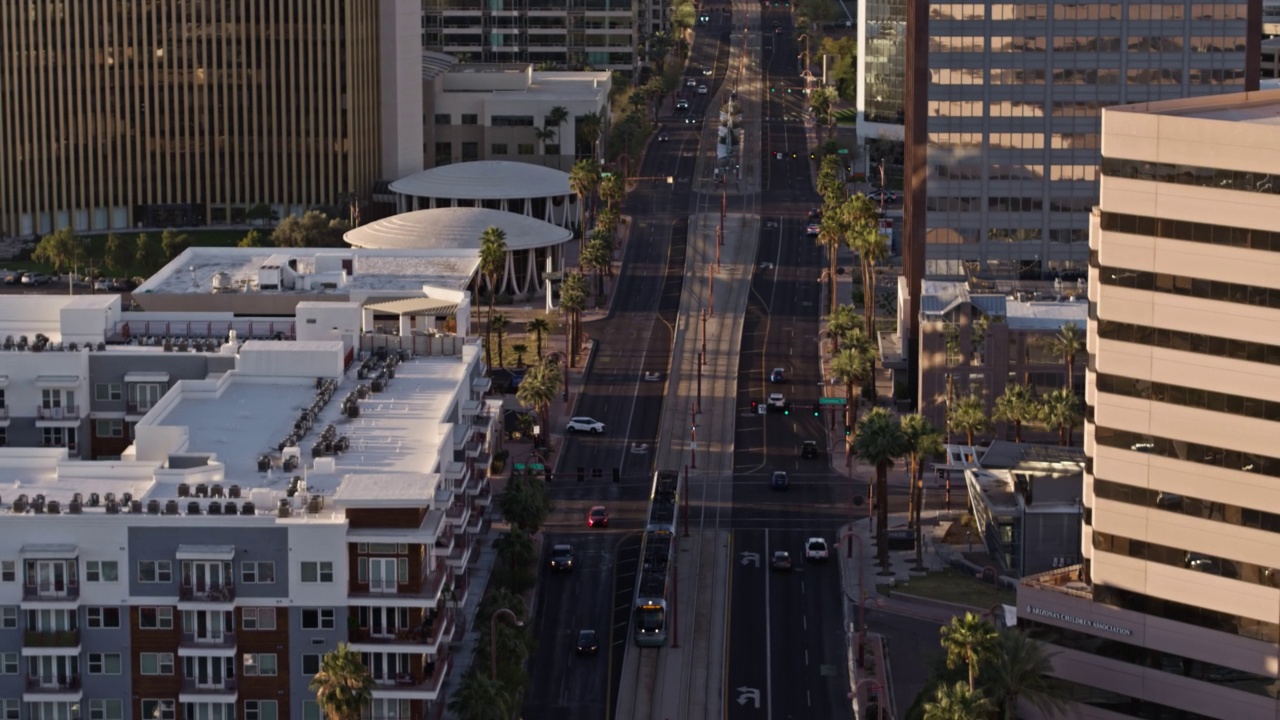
xmin=708 ymin=264 xmax=714 ymax=317
xmin=945 ymin=372 xmax=954 ymax=513
xmin=682 ymin=464 xmax=691 ymax=537
xmin=690 ymin=402 xmax=697 ymax=469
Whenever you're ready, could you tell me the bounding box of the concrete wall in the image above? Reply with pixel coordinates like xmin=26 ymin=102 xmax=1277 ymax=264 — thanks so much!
xmin=379 ymin=0 xmax=425 ymax=182
xmin=127 ymin=525 xmax=290 ymax=598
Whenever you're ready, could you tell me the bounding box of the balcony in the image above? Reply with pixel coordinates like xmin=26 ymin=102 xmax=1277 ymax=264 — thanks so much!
xmin=25 ymin=674 xmax=80 ymax=693
xmin=35 ymin=405 xmax=79 ymax=420
xmin=464 ymin=474 xmax=484 ymax=496
xmin=475 ymin=481 xmax=493 ymax=507
xmin=445 ymin=502 xmax=469 ymax=528
xmin=23 ymin=629 xmax=80 ymax=648
xmin=465 ymin=511 xmax=485 ymax=536
xmin=23 ymin=584 xmax=79 ymax=602
xmin=470 ymin=410 xmax=492 ymax=427
xmin=434 ymin=526 xmax=457 ymax=555
xmin=349 ymin=567 xmax=448 ymax=607
xmin=464 ymin=438 xmax=488 ymax=462
xmin=446 ymin=536 xmax=472 ymax=568
xmin=370 ymin=654 xmax=452 ymax=700
xmin=179 ymin=583 xmax=236 ymax=603
xmin=180 ymin=677 xmax=238 ymax=694
xmin=348 ymin=612 xmax=453 ymax=652
xmin=1020 ymin=565 xmax=1092 ymax=599
xmin=179 ymin=631 xmax=237 ymax=650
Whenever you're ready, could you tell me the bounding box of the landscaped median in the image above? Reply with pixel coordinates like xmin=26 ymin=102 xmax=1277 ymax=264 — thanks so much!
xmin=877 ymin=567 xmax=1015 ymax=610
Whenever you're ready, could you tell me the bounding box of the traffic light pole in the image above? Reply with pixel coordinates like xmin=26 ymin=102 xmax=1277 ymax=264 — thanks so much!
xmin=690 ymin=402 xmax=697 ymax=469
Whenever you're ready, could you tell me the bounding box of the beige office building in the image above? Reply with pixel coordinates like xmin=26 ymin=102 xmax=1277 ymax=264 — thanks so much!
xmin=0 ymin=0 xmax=426 ymax=239
xmin=1018 ymin=90 xmax=1280 ymax=717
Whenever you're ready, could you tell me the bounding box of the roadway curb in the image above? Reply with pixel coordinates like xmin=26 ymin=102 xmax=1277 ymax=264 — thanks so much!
xmin=551 ymin=338 xmax=598 ymax=477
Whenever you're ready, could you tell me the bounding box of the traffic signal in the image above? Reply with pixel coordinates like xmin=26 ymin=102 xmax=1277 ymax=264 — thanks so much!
xmin=783 ymin=403 xmax=791 ymax=416
xmin=751 ymin=400 xmax=759 ymax=413
xmin=813 ymin=407 xmax=820 ymax=417
xmin=546 ymin=469 xmax=553 ymax=482
xmin=770 ymin=86 xmax=775 ymax=93
xmin=846 ymin=425 xmax=853 ymax=437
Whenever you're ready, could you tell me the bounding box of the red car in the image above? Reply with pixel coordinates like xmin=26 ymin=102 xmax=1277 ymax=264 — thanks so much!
xmin=587 ymin=505 xmax=609 ymax=528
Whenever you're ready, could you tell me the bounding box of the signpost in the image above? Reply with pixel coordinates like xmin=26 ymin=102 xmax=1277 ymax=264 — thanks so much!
xmin=818 ymin=397 xmax=848 ymax=406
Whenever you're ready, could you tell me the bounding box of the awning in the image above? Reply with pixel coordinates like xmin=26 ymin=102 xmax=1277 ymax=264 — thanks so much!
xmin=175 ymin=544 xmax=236 ymax=561
xmin=20 ymin=544 xmax=78 ymax=558
xmin=365 ymin=297 xmax=459 ymax=316
xmin=124 ymin=371 xmax=170 ymax=383
xmin=35 ymin=376 xmax=79 ymax=388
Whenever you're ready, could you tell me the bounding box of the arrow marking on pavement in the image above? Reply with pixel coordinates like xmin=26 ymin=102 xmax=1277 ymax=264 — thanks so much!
xmin=739 ymin=551 xmax=760 ymax=567
xmin=736 ymin=687 xmax=761 ymax=708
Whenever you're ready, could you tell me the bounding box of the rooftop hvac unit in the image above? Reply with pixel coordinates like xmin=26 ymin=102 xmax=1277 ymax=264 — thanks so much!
xmin=307 ymin=496 xmax=323 ymax=514
xmin=12 ymin=497 xmax=26 ymax=513
xmin=210 ymin=484 xmax=225 ymax=498
xmin=105 ymin=502 xmax=120 ymax=514
xmin=88 ymin=493 xmax=99 ymax=507
xmin=277 ymin=499 xmax=291 ymax=518
xmin=31 ymin=497 xmax=45 ymax=514
xmin=46 ymin=500 xmax=59 ymax=515
xmin=165 ymin=500 xmax=179 ymax=515
xmin=241 ymin=502 xmax=256 ymax=516
xmin=187 ymin=501 xmax=202 ymax=515
xmin=121 ymin=492 xmax=132 ymax=505
xmin=208 ymin=502 xmax=222 ymax=515
xmin=68 ymin=501 xmax=81 ymax=514
xmin=228 ymin=485 xmax=241 ymax=499
xmin=130 ymin=500 xmax=141 ymax=513
xmin=72 ymin=492 xmax=82 ymax=504
xmin=178 ymin=484 xmax=190 ymax=497
xmin=147 ymin=500 xmax=161 ymax=515
xmin=195 ymin=484 xmax=208 ymax=498
xmin=223 ymin=502 xmax=237 ymax=515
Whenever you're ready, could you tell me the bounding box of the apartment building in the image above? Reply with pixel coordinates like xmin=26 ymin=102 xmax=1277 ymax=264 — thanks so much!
xmin=0 ymin=326 xmax=499 ymax=720
xmin=909 ymin=279 xmax=1086 ymax=432
xmin=902 ymin=0 xmax=1262 ymax=284
xmin=0 ymin=0 xmax=425 ymax=239
xmin=422 ymin=0 xmax=638 ymax=73
xmin=1017 ymin=90 xmax=1280 ymax=718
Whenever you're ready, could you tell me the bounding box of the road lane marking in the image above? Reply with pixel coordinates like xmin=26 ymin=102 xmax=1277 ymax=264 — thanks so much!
xmin=764 ymin=527 xmax=774 ymax=720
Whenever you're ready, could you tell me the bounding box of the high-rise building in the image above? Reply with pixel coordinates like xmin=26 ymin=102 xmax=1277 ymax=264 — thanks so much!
xmin=421 ymin=0 xmax=639 ymax=74
xmin=0 ymin=0 xmax=424 ymax=239
xmin=904 ymin=0 xmax=1262 ymax=282
xmin=1017 ymin=89 xmax=1280 ymax=718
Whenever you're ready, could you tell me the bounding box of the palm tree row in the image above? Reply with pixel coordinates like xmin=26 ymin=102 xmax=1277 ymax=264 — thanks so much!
xmin=916 ymin=613 xmax=1070 ymax=720
xmin=850 ymin=407 xmax=944 ymax=567
xmin=953 ymin=383 xmax=1082 ymax=447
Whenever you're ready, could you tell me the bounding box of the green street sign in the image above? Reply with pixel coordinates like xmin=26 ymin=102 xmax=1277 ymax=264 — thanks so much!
xmin=836 ymin=148 xmax=849 ymax=155
xmin=601 ymin=172 xmax=613 ymax=177
xmin=529 ymin=463 xmax=546 ymax=471
xmin=513 ymin=463 xmax=527 ymax=471
xmin=818 ymin=397 xmax=848 ymax=405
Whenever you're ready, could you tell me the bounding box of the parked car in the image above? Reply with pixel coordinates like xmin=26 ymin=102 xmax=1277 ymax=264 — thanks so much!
xmin=865 ymin=189 xmax=901 ymax=203
xmin=587 ymin=505 xmax=609 ymax=528
xmin=1 ymin=270 xmax=21 ymax=284
xmin=566 ymin=416 xmax=605 ymax=433
xmin=805 ymin=537 xmax=829 ymax=562
xmin=549 ymin=544 xmax=575 ymax=572
xmin=771 ymin=550 xmax=793 ymax=570
xmin=93 ymin=278 xmax=111 ymax=292
xmin=22 ymin=272 xmax=50 ymax=285
xmin=576 ymin=628 xmax=600 ymax=655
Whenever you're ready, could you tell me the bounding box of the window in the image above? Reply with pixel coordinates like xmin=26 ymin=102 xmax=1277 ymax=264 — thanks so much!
xmin=95 ymin=383 xmax=122 ymax=401
xmin=245 ymin=701 xmax=278 ymax=720
xmin=89 ymin=700 xmax=123 ymax=720
xmin=301 ymin=608 xmax=335 ymax=630
xmin=0 ymin=561 xmax=11 ymax=581
xmin=95 ymin=419 xmax=124 ymax=438
xmin=0 ymin=653 xmax=17 ymax=674
xmin=88 ymin=652 xmax=122 ymax=674
xmin=491 ymin=115 xmax=534 ymax=126
xmin=0 ymin=700 xmax=16 ymax=720
xmin=128 ymin=382 xmax=166 ymax=412
xmin=301 ymin=653 xmax=322 ymax=676
xmin=141 ymin=701 xmax=175 ymax=720
xmin=242 ymin=607 xmax=276 ymax=631
xmin=461 ymin=141 xmax=479 ymax=161
xmin=87 ymin=607 xmax=121 ymax=629
xmin=461 ymin=113 xmax=478 ymax=125
xmin=302 ymin=702 xmax=321 ymax=720
xmin=0 ymin=607 xmax=14 ymax=628
xmin=138 ymin=560 xmax=172 ymax=583
xmin=434 ymin=141 xmax=452 ymax=164
xmin=241 ymin=561 xmax=276 ymax=584
xmin=85 ymin=560 xmax=119 ymax=582
xmin=139 ymin=607 xmax=174 ymax=630
xmin=517 ymin=143 xmax=535 ymax=155
xmin=244 ymin=653 xmax=277 ymax=676
xmin=434 ymin=113 xmax=451 ymax=124
xmin=139 ymin=652 xmax=175 ymax=675
xmin=300 ymin=561 xmax=334 ymax=583
xmin=491 ymin=143 xmax=509 ymax=155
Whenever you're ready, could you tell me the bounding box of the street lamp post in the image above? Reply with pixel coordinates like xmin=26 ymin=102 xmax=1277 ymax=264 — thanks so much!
xmin=490 ymin=608 xmax=524 ymax=680
xmin=842 ymin=528 xmax=868 ymax=668
xmin=690 ymin=402 xmax=697 ymax=469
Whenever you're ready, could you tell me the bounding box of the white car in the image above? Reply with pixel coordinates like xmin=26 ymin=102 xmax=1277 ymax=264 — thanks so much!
xmin=805 ymin=537 xmax=829 ymax=562
xmin=686 ymin=78 xmax=698 ymax=87
xmin=767 ymin=392 xmax=786 ymax=409
xmin=697 ymin=84 xmax=708 ymax=95
xmin=566 ymin=416 xmax=605 ymax=434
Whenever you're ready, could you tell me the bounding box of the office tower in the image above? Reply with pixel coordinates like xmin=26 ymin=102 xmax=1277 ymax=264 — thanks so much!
xmin=0 ymin=1 xmax=423 ymax=239
xmin=1018 ymin=89 xmax=1280 ymax=718
xmin=904 ymin=0 xmax=1261 ymax=282
xmin=856 ymin=0 xmax=907 ymax=161
xmin=422 ymin=0 xmax=640 ymax=74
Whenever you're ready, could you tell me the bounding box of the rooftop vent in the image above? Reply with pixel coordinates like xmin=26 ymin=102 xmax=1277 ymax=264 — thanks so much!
xmin=277 ymin=498 xmax=291 ymax=518
xmin=207 ymin=502 xmax=222 ymax=515
xmin=105 ymin=502 xmax=120 ymax=514
xmin=241 ymin=502 xmax=256 ymax=516
xmin=187 ymin=501 xmax=201 ymax=515
xmin=178 ymin=484 xmax=190 ymax=497
xmin=228 ymin=485 xmax=241 ymax=499
xmin=165 ymin=500 xmax=179 ymax=515
xmin=210 ymin=484 xmax=225 ymax=498
xmin=68 ymin=501 xmax=82 ymax=514
xmin=147 ymin=500 xmax=161 ymax=515
xmin=46 ymin=500 xmax=60 ymax=515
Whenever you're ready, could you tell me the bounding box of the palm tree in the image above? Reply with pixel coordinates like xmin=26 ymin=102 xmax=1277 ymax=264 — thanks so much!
xmin=831 ymin=330 xmax=876 ymax=431
xmin=900 ymin=414 xmax=943 ymax=562
xmin=546 ymin=105 xmax=569 ymax=140
xmin=816 ymin=211 xmax=845 ymax=315
xmin=478 ymin=226 xmax=508 ymax=369
xmin=983 ymin=629 xmax=1070 ymax=720
xmin=1047 ymin=322 xmax=1086 ymax=393
xmin=940 ymin=612 xmax=999 ymax=692
xmin=948 ymin=394 xmax=991 ymax=446
xmin=526 ymin=317 xmax=551 ymax=359
xmin=853 ymin=407 xmax=908 ymax=566
xmin=308 ymin=643 xmax=374 ymax=720
xmin=569 ymin=159 xmax=601 ymax=250
xmin=534 ymin=126 xmax=558 ymax=154
xmin=448 ymin=669 xmax=514 ymax=720
xmin=493 ymin=525 xmax=537 ymax=574
xmin=512 ymin=342 xmax=528 ymax=368
xmin=817 ymin=154 xmax=845 ymax=203
xmin=842 ymin=192 xmax=889 ymax=339
xmin=923 ymin=681 xmax=994 ymax=720
xmin=992 ymin=383 xmax=1039 ymax=443
xmin=559 ymin=271 xmax=588 ymax=367
xmin=516 ymin=358 xmax=562 ymax=447
xmin=809 ymin=86 xmax=837 ymax=137
xmin=600 ymin=173 xmax=625 ymax=212
xmin=578 ymin=111 xmax=603 ymax=160
xmin=581 ymin=235 xmax=611 ymax=302
xmin=827 ymin=303 xmax=858 ymax=352
xmin=495 ymin=472 xmax=552 ymax=533
xmin=491 ymin=313 xmax=509 ymax=368
xmin=478 ymin=586 xmax=528 ymax=623
xmin=1040 ymin=388 xmax=1082 ymax=447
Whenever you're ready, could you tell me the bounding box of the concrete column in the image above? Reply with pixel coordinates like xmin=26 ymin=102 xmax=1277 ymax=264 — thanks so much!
xmin=399 ymin=314 xmax=412 ymax=337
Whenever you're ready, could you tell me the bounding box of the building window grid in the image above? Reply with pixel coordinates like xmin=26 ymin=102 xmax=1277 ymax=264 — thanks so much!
xmin=1099 ymin=210 xmax=1280 ymax=254
xmin=1096 ymin=319 xmax=1280 ymax=366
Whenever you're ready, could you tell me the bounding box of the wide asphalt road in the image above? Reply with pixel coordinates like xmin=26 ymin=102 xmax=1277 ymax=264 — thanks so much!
xmin=725 ymin=4 xmax=857 ymax=719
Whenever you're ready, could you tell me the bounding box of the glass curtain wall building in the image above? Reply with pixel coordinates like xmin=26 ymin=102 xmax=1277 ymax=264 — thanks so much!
xmin=916 ymin=0 xmax=1259 ymax=280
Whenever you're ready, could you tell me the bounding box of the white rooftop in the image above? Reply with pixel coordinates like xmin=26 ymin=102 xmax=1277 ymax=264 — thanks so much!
xmin=135 ymin=247 xmax=480 ymax=296
xmin=388 ymin=161 xmax=572 ymax=200
xmin=1115 ymin=88 xmax=1280 ymax=125
xmin=344 ymin=207 xmax=572 ymax=252
xmin=1005 ymin=298 xmax=1088 ymax=331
